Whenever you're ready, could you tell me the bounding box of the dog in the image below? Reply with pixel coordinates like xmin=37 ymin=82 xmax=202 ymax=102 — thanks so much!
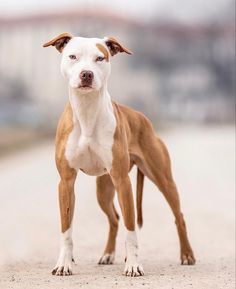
xmin=43 ymin=33 xmax=195 ymax=277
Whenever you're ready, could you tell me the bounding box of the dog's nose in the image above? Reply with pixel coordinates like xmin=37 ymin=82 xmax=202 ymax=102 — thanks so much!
xmin=80 ymin=70 xmax=94 ymax=82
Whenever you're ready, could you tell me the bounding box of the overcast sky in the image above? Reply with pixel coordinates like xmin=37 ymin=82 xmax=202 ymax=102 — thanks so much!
xmin=0 ymin=0 xmax=233 ymax=24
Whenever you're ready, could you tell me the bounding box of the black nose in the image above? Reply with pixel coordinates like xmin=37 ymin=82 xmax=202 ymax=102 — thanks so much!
xmin=80 ymin=70 xmax=94 ymax=82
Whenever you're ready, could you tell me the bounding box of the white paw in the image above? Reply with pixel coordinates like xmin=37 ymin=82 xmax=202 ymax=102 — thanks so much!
xmin=98 ymin=252 xmax=115 ymax=264
xmin=52 ymin=248 xmax=73 ymax=276
xmin=123 ymin=230 xmax=144 ymax=277
xmin=123 ymin=261 xmax=144 ymax=277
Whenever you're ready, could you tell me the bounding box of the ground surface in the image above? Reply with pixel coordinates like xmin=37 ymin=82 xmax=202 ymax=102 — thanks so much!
xmin=0 ymin=125 xmax=235 ymax=289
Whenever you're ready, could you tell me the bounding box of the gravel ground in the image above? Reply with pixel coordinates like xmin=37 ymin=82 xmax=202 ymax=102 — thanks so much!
xmin=0 ymin=125 xmax=235 ymax=289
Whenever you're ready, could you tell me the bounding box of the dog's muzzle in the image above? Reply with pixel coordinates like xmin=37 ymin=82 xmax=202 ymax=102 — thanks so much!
xmin=79 ymin=70 xmax=94 ymax=87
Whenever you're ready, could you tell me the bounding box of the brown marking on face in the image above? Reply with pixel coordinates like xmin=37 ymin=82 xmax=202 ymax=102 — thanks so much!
xmin=96 ymin=43 xmax=109 ymax=61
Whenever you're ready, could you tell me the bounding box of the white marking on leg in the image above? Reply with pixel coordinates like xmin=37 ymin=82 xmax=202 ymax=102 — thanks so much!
xmin=124 ymin=230 xmax=144 ymax=277
xmin=98 ymin=252 xmax=115 ymax=264
xmin=52 ymin=227 xmax=73 ymax=276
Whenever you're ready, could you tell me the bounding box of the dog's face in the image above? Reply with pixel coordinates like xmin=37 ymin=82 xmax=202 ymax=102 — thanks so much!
xmin=61 ymin=37 xmax=111 ymax=93
xmin=43 ymin=33 xmax=132 ymax=94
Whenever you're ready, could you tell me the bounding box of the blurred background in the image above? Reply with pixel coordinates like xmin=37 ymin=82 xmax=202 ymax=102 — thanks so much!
xmin=0 ymin=1 xmax=235 ymax=288
xmin=0 ymin=0 xmax=235 ymax=153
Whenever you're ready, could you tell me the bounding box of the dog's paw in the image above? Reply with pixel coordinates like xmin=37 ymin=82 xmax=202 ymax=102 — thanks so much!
xmin=52 ymin=250 xmax=74 ymax=276
xmin=123 ymin=262 xmax=144 ymax=277
xmin=181 ymin=251 xmax=196 ymax=265
xmin=98 ymin=252 xmax=115 ymax=265
xmin=52 ymin=265 xmax=72 ymax=276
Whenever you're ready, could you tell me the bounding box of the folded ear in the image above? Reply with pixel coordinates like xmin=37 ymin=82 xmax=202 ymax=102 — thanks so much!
xmin=104 ymin=36 xmax=132 ymax=56
xmin=43 ymin=32 xmax=73 ymax=53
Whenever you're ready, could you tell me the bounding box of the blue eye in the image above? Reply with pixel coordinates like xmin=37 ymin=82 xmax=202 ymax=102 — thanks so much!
xmin=96 ymin=56 xmax=104 ymax=62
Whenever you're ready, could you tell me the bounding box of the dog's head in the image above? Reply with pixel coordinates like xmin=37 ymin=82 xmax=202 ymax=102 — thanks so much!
xmin=43 ymin=33 xmax=132 ymax=94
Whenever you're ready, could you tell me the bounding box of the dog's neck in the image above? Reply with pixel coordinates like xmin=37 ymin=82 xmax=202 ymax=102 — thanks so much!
xmin=69 ymin=84 xmax=113 ymax=137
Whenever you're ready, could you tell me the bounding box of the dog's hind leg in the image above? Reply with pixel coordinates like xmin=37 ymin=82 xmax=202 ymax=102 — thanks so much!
xmin=96 ymin=174 xmax=119 ymax=265
xmin=141 ymin=135 xmax=196 ymax=265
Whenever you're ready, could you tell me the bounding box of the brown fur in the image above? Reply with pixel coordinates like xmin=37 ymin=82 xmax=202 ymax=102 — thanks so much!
xmin=55 ymin=101 xmax=195 ymax=265
xmin=96 ymin=43 xmax=109 ymax=61
xmin=55 ymin=103 xmax=77 ymax=233
xmin=136 ymin=168 xmax=144 ymax=228
xmin=43 ymin=33 xmax=73 ymax=53
xmin=105 ymin=36 xmax=133 ymax=56
xmin=96 ymin=174 xmax=119 ymax=257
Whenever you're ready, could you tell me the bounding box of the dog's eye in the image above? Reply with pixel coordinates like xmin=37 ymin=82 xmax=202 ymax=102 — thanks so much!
xmin=69 ymin=55 xmax=77 ymax=60
xmin=96 ymin=56 xmax=104 ymax=62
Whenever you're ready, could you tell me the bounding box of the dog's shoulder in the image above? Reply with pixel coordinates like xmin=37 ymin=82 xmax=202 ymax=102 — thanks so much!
xmin=111 ymin=100 xmax=155 ymax=146
xmin=112 ymin=100 xmax=154 ymax=131
xmin=55 ymin=102 xmax=74 ymax=151
xmin=56 ymin=102 xmax=73 ymax=135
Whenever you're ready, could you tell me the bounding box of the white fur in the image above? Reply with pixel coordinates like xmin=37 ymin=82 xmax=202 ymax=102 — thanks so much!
xmin=124 ymin=230 xmax=144 ymax=276
xmin=65 ymin=88 xmax=116 ymax=176
xmin=99 ymin=252 xmax=115 ymax=264
xmin=61 ymin=37 xmax=111 ymax=92
xmin=61 ymin=37 xmax=116 ymax=176
xmin=53 ymin=227 xmax=73 ymax=275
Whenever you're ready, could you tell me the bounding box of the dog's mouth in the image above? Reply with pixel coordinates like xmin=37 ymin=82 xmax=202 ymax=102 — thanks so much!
xmin=78 ymin=84 xmax=93 ymax=90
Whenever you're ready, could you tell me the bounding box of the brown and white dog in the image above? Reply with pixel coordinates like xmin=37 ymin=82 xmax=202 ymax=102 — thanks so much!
xmin=43 ymin=33 xmax=195 ymax=277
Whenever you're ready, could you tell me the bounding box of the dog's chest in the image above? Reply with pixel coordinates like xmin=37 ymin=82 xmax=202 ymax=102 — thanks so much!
xmin=65 ymin=114 xmax=116 ymax=176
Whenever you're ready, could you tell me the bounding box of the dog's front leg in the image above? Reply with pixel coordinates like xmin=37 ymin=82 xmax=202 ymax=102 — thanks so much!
xmin=52 ymin=170 xmax=77 ymax=276
xmin=111 ymin=174 xmax=144 ymax=277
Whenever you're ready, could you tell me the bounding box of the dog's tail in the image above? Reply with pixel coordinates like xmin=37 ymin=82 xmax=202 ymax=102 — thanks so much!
xmin=136 ymin=167 xmax=144 ymax=228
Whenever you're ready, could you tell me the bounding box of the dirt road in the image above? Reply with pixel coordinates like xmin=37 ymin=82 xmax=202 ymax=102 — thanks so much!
xmin=0 ymin=126 xmax=234 ymax=289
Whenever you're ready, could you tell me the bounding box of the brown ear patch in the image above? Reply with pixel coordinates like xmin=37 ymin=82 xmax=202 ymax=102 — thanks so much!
xmin=105 ymin=36 xmax=132 ymax=56
xmin=43 ymin=32 xmax=73 ymax=53
xmin=96 ymin=43 xmax=109 ymax=61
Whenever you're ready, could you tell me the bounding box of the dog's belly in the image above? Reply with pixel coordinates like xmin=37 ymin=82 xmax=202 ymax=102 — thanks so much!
xmin=65 ymin=134 xmax=114 ymax=176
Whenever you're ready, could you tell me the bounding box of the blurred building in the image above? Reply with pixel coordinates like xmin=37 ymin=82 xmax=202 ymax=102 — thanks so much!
xmin=0 ymin=8 xmax=234 ymax=130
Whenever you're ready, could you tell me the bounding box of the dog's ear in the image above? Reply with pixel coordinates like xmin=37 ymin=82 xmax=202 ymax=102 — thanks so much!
xmin=43 ymin=33 xmax=73 ymax=53
xmin=104 ymin=36 xmax=132 ymax=56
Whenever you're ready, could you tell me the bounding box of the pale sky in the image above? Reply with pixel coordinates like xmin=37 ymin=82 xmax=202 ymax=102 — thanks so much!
xmin=0 ymin=0 xmax=233 ymax=24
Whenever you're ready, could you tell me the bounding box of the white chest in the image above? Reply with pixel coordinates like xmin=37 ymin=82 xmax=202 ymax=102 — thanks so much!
xmin=65 ymin=97 xmax=116 ymax=176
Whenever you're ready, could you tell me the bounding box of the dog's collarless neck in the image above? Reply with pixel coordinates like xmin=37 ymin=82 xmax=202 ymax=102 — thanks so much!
xmin=68 ymin=86 xmax=114 ymax=137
